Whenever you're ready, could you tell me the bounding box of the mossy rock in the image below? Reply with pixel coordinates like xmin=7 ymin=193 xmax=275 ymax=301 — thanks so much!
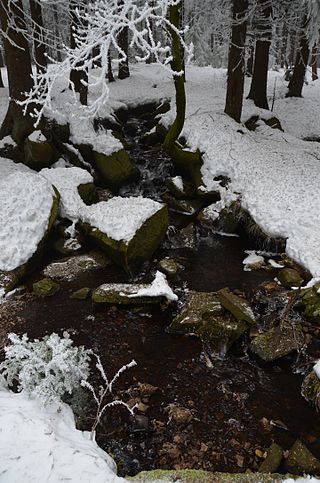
xmin=250 ymin=322 xmax=304 ymax=362
xmin=285 ymin=439 xmax=320 ymax=475
xmin=158 ymin=258 xmax=182 ymax=277
xmin=70 ymin=287 xmax=91 ymax=300
xmin=129 ymin=469 xmax=291 ymax=482
xmin=165 ymin=176 xmax=196 ymax=200
xmin=169 ymin=223 xmax=199 ymax=250
xmin=92 ymin=282 xmax=164 ymax=305
xmin=33 ymin=277 xmax=60 ymax=297
xmin=43 ymin=251 xmax=110 ymax=282
xmin=161 ymin=192 xmax=203 ymax=215
xmin=217 ymin=288 xmax=256 ymax=324
xmin=77 ymin=183 xmax=99 ymax=205
xmin=301 ymin=371 xmax=320 ymax=410
xmin=169 ymin=143 xmax=203 ymax=188
xmin=278 ymin=268 xmax=303 ymax=288
xmin=168 ymin=291 xmax=248 ymax=352
xmin=93 ymin=148 xmax=139 ymax=191
xmin=0 ymin=190 xmax=60 ymax=294
xmin=82 ymin=205 xmax=168 ymax=274
xmin=259 ymin=443 xmax=283 ymax=473
xmin=301 ymin=286 xmax=320 ymax=319
xmin=23 ymin=136 xmax=55 ymax=170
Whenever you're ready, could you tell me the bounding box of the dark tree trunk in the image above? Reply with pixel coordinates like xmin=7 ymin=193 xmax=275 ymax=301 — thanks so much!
xmin=163 ymin=3 xmax=186 ymax=151
xmin=246 ymin=43 xmax=254 ymax=76
xmin=118 ymin=0 xmax=130 ymax=79
xmin=286 ymin=17 xmax=310 ymax=97
xmin=107 ymin=51 xmax=115 ymax=82
xmin=29 ymin=0 xmax=47 ymax=74
xmin=69 ymin=0 xmax=88 ymax=105
xmin=53 ymin=4 xmax=62 ymax=62
xmin=224 ymin=0 xmax=248 ymax=123
xmin=311 ymin=44 xmax=318 ymax=81
xmin=0 ymin=0 xmax=34 ymax=142
xmin=247 ymin=0 xmax=272 ymax=109
xmin=92 ymin=46 xmax=102 ymax=68
xmin=0 ymin=49 xmax=4 ymax=88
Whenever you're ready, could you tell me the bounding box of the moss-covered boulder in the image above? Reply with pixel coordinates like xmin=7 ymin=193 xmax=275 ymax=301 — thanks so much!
xmin=217 ymin=288 xmax=256 ymax=324
xmin=24 ymin=131 xmax=55 ymax=170
xmin=33 ymin=278 xmax=60 ymax=297
xmin=285 ymin=439 xmax=320 ymax=475
xmin=82 ymin=197 xmax=168 ymax=274
xmin=169 ymin=143 xmax=203 ymax=188
xmin=259 ymin=443 xmax=283 ymax=473
xmin=70 ymin=287 xmax=91 ymax=300
xmin=129 ymin=469 xmax=291 ymax=482
xmin=301 ymin=285 xmax=320 ymax=319
xmin=250 ymin=323 xmax=304 ymax=362
xmin=168 ymin=291 xmax=248 ymax=353
xmin=301 ymin=371 xmax=320 ymax=410
xmin=278 ymin=268 xmax=303 ymax=289
xmin=93 ymin=149 xmax=139 ymax=191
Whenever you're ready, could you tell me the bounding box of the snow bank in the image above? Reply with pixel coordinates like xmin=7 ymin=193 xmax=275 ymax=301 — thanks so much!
xmin=283 ymin=478 xmax=320 ymax=483
xmin=128 ymin=271 xmax=178 ymax=301
xmin=83 ymin=196 xmax=164 ymax=243
xmin=0 ymin=384 xmax=126 ymax=483
xmin=70 ymin=119 xmax=122 ymax=156
xmin=28 ymin=130 xmax=46 ymax=143
xmin=0 ymin=167 xmax=55 ymax=272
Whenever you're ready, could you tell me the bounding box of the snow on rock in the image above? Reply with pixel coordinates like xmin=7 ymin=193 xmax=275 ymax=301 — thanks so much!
xmin=242 ymin=251 xmax=265 ymax=271
xmin=41 ymin=167 xmax=93 ymax=223
xmin=171 ymin=176 xmax=184 ymax=191
xmin=313 ymin=360 xmax=320 ymax=379
xmin=28 ymin=130 xmax=47 ymax=143
xmin=0 ymin=169 xmax=55 ymax=272
xmin=283 ymin=478 xmax=320 ymax=483
xmin=128 ymin=271 xmax=178 ymax=302
xmin=0 ymin=384 xmax=127 ymax=483
xmin=83 ymin=196 xmax=164 ymax=243
xmin=70 ymin=118 xmax=122 ymax=156
xmin=0 ymin=157 xmax=33 ymax=179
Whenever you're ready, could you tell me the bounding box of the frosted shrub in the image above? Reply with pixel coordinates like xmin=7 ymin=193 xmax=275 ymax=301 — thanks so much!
xmin=0 ymin=332 xmax=91 ymax=405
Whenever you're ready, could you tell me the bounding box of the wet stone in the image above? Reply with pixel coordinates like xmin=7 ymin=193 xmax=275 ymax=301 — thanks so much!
xmin=92 ymin=282 xmax=164 ymax=305
xmin=250 ymin=322 xmax=305 ymax=362
xmin=285 ymin=439 xmax=320 ymax=475
xmin=169 ymin=223 xmax=199 ymax=250
xmin=259 ymin=443 xmax=283 ymax=473
xmin=278 ymin=268 xmax=303 ymax=289
xmin=33 ymin=278 xmax=60 ymax=297
xmin=301 ymin=285 xmax=320 ymax=319
xmin=43 ymin=251 xmax=110 ymax=282
xmin=301 ymin=371 xmax=320 ymax=410
xmin=158 ymin=258 xmax=182 ymax=277
xmin=217 ymin=287 xmax=256 ymax=324
xmin=70 ymin=287 xmax=91 ymax=300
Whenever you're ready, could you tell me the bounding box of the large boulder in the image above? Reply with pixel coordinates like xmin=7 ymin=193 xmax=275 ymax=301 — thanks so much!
xmin=93 ymin=148 xmax=139 ymax=191
xmin=82 ymin=197 xmax=168 ymax=274
xmin=250 ymin=322 xmax=304 ymax=362
xmin=167 ymin=291 xmax=249 ymax=353
xmin=0 ymin=167 xmax=59 ymax=294
xmin=24 ymin=131 xmax=55 ymax=170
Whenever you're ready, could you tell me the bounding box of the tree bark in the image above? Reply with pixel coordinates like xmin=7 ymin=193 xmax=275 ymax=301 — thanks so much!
xmin=311 ymin=44 xmax=318 ymax=81
xmin=117 ymin=0 xmax=130 ymax=79
xmin=0 ymin=0 xmax=34 ymax=142
xmin=69 ymin=0 xmax=88 ymax=105
xmin=286 ymin=17 xmax=310 ymax=97
xmin=247 ymin=0 xmax=272 ymax=109
xmin=29 ymin=0 xmax=47 ymax=74
xmin=0 ymin=48 xmax=4 ymax=88
xmin=163 ymin=3 xmax=186 ymax=151
xmin=107 ymin=51 xmax=115 ymax=82
xmin=224 ymin=0 xmax=248 ymax=123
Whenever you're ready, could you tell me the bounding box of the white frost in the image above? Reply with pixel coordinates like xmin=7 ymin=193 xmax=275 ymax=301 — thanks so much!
xmin=128 ymin=271 xmax=178 ymax=301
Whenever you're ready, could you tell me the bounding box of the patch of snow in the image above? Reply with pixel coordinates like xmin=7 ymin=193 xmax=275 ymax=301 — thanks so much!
xmin=128 ymin=271 xmax=178 ymax=301
xmin=283 ymin=478 xmax=320 ymax=483
xmin=314 ymin=360 xmax=320 ymax=379
xmin=0 ymin=384 xmax=126 ymax=483
xmin=52 ymin=158 xmax=72 ymax=168
xmin=83 ymin=196 xmax=164 ymax=243
xmin=0 ymin=157 xmax=33 ymax=179
xmin=0 ymin=136 xmax=15 ymax=148
xmin=243 ymin=251 xmax=265 ymax=270
xmin=28 ymin=130 xmax=46 ymax=143
xmin=171 ymin=176 xmax=184 ymax=191
xmin=268 ymin=258 xmax=284 ymax=268
xmin=70 ymin=119 xmax=122 ymax=156
xmin=0 ymin=171 xmax=55 ymax=271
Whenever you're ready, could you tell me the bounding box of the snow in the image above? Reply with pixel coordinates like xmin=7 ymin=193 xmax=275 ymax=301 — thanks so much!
xmin=0 ymin=383 xmax=126 ymax=483
xmin=242 ymin=251 xmax=265 ymax=270
xmin=70 ymin=119 xmax=123 ymax=156
xmin=171 ymin=176 xmax=184 ymax=191
xmin=83 ymin=196 xmax=164 ymax=243
xmin=313 ymin=360 xmax=320 ymax=379
xmin=128 ymin=271 xmax=178 ymax=301
xmin=0 ymin=165 xmax=55 ymax=272
xmin=268 ymin=258 xmax=284 ymax=268
xmin=28 ymin=130 xmax=46 ymax=143
xmin=283 ymin=478 xmax=320 ymax=483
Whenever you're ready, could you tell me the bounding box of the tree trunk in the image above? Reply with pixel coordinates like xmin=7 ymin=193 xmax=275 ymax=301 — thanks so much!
xmin=107 ymin=51 xmax=115 ymax=82
xmin=118 ymin=0 xmax=130 ymax=79
xmin=0 ymin=48 xmax=4 ymax=88
xmin=311 ymin=44 xmax=318 ymax=81
xmin=224 ymin=0 xmax=248 ymax=123
xmin=29 ymin=0 xmax=47 ymax=74
xmin=53 ymin=4 xmax=62 ymax=62
xmin=247 ymin=0 xmax=272 ymax=109
xmin=286 ymin=17 xmax=310 ymax=97
xmin=69 ymin=0 xmax=88 ymax=105
xmin=163 ymin=3 xmax=186 ymax=151
xmin=0 ymin=0 xmax=34 ymax=142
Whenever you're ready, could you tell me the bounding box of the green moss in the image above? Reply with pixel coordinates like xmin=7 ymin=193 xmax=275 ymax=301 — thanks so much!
xmin=301 ymin=371 xmax=320 ymax=410
xmin=217 ymin=288 xmax=256 ymax=324
xmin=129 ymin=469 xmax=292 ymax=482
xmin=259 ymin=443 xmax=283 ymax=473
xmin=250 ymin=323 xmax=305 ymax=362
xmin=278 ymin=268 xmax=303 ymax=289
xmin=93 ymin=148 xmax=139 ymax=191
xmin=23 ymin=136 xmax=55 ymax=170
xmin=33 ymin=277 xmax=60 ymax=297
xmin=77 ymin=183 xmax=99 ymax=205
xmin=285 ymin=439 xmax=320 ymax=475
xmin=301 ymin=287 xmax=320 ymax=319
xmin=92 ymin=282 xmax=164 ymax=305
xmin=70 ymin=287 xmax=91 ymax=300
xmin=169 ymin=143 xmax=203 ymax=188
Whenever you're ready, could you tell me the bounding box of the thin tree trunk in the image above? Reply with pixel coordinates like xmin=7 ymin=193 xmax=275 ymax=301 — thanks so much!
xmin=311 ymin=44 xmax=318 ymax=81
xmin=107 ymin=51 xmax=115 ymax=82
xmin=163 ymin=2 xmax=186 ymax=150
xmin=118 ymin=0 xmax=130 ymax=79
xmin=69 ymin=0 xmax=88 ymax=105
xmin=0 ymin=49 xmax=4 ymax=88
xmin=0 ymin=0 xmax=34 ymax=142
xmin=53 ymin=4 xmax=62 ymax=62
xmin=224 ymin=0 xmax=248 ymax=123
xmin=286 ymin=17 xmax=310 ymax=97
xmin=29 ymin=0 xmax=47 ymax=74
xmin=247 ymin=0 xmax=272 ymax=109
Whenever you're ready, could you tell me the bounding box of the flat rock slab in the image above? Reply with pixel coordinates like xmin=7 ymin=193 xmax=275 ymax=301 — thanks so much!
xmin=217 ymin=288 xmax=256 ymax=324
xmin=92 ymin=283 xmax=163 ymax=305
xmin=82 ymin=196 xmax=168 ymax=274
xmin=43 ymin=251 xmax=110 ymax=281
xmin=250 ymin=323 xmax=305 ymax=362
xmin=129 ymin=469 xmax=293 ymax=482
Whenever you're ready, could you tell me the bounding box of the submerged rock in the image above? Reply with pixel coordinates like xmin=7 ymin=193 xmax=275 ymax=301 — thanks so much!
xmin=93 ymin=148 xmax=139 ymax=191
xmin=250 ymin=323 xmax=304 ymax=362
xmin=82 ymin=197 xmax=168 ymax=274
xmin=285 ymin=439 xmax=320 ymax=475
xmin=33 ymin=278 xmax=60 ymax=297
xmin=259 ymin=443 xmax=283 ymax=473
xmin=43 ymin=251 xmax=110 ymax=282
xmin=168 ymin=291 xmax=248 ymax=353
xmin=217 ymin=288 xmax=256 ymax=324
xmin=278 ymin=268 xmax=303 ymax=288
xmin=70 ymin=287 xmax=91 ymax=300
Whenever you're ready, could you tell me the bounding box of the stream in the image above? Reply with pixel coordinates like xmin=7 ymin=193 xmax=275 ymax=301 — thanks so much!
xmin=1 ymin=106 xmax=320 ymax=477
